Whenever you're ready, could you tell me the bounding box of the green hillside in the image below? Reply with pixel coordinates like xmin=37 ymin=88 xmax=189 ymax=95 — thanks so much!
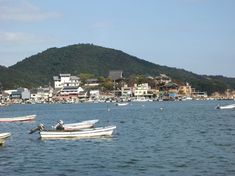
xmin=0 ymin=44 xmax=234 ymax=94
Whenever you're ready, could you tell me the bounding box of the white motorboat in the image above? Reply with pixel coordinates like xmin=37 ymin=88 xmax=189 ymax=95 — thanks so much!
xmin=116 ymin=102 xmax=129 ymax=106
xmin=132 ymin=97 xmax=148 ymax=102
xmin=0 ymin=133 xmax=11 ymax=145
xmin=53 ymin=119 xmax=99 ymax=131
xmin=216 ymin=104 xmax=235 ymax=109
xmin=0 ymin=115 xmax=36 ymax=122
xmin=30 ymin=124 xmax=116 ymax=139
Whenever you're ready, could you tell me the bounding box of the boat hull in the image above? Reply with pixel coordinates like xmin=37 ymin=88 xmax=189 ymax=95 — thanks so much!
xmin=116 ymin=103 xmax=129 ymax=106
xmin=39 ymin=126 xmax=116 ymax=139
xmin=0 ymin=115 xmax=36 ymax=122
xmin=216 ymin=104 xmax=235 ymax=109
xmin=0 ymin=133 xmax=11 ymax=145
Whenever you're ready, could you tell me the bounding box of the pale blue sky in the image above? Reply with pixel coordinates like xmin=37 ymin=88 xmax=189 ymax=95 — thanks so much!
xmin=0 ymin=0 xmax=235 ymax=77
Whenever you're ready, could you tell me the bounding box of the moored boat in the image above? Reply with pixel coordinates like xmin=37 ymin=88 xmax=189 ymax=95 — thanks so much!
xmin=53 ymin=119 xmax=99 ymax=131
xmin=0 ymin=133 xmax=11 ymax=145
xmin=30 ymin=124 xmax=116 ymax=139
xmin=0 ymin=114 xmax=36 ymax=122
xmin=116 ymin=102 xmax=129 ymax=106
xmin=216 ymin=104 xmax=235 ymax=110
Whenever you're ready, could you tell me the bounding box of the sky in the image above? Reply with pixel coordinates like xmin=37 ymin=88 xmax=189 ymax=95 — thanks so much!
xmin=0 ymin=0 xmax=235 ymax=77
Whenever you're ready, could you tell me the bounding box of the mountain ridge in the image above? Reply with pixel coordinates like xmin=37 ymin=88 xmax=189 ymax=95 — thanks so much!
xmin=0 ymin=43 xmax=234 ymax=94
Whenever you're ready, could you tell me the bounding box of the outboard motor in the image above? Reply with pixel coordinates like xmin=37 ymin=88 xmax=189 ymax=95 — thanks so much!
xmin=54 ymin=120 xmax=64 ymax=130
xmin=29 ymin=123 xmax=45 ymax=134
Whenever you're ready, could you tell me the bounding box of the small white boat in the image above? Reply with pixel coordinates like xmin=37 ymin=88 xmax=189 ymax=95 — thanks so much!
xmin=116 ymin=102 xmax=129 ymax=106
xmin=216 ymin=104 xmax=235 ymax=109
xmin=0 ymin=115 xmax=36 ymax=122
xmin=0 ymin=133 xmax=11 ymax=145
xmin=132 ymin=97 xmax=148 ymax=102
xmin=53 ymin=119 xmax=99 ymax=131
xmin=182 ymin=97 xmax=193 ymax=101
xmin=30 ymin=124 xmax=116 ymax=139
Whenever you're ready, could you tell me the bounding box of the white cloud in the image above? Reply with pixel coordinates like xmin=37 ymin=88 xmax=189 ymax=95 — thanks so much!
xmin=0 ymin=31 xmax=58 ymax=45
xmin=0 ymin=0 xmax=62 ymax=21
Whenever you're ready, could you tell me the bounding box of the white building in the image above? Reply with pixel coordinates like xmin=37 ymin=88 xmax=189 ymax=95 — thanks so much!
xmin=53 ymin=74 xmax=80 ymax=89
xmin=133 ymin=83 xmax=150 ymax=97
xmin=121 ymin=84 xmax=132 ymax=97
xmin=60 ymin=86 xmax=84 ymax=96
xmin=89 ymin=90 xmax=100 ymax=99
xmin=30 ymin=87 xmax=53 ymax=102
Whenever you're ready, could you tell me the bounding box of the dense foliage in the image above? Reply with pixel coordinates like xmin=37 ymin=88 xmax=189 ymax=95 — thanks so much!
xmin=0 ymin=44 xmax=234 ymax=94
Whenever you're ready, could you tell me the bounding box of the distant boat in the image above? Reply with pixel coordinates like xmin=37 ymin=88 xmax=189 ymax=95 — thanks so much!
xmin=132 ymin=97 xmax=148 ymax=102
xmin=0 ymin=115 xmax=36 ymax=122
xmin=116 ymin=102 xmax=129 ymax=106
xmin=52 ymin=119 xmax=99 ymax=131
xmin=216 ymin=104 xmax=235 ymax=109
xmin=0 ymin=133 xmax=11 ymax=145
xmin=30 ymin=124 xmax=116 ymax=139
xmin=182 ymin=97 xmax=193 ymax=101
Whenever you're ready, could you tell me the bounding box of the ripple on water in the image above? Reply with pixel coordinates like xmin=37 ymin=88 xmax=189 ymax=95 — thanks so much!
xmin=0 ymin=101 xmax=235 ymax=176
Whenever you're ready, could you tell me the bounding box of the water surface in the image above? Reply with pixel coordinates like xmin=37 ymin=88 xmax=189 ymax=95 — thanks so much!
xmin=0 ymin=101 xmax=235 ymax=176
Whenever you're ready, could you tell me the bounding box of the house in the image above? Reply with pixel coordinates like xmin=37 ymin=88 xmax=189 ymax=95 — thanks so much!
xmin=60 ymin=86 xmax=84 ymax=96
xmin=160 ymin=82 xmax=178 ymax=92
xmin=89 ymin=90 xmax=100 ymax=99
xmin=10 ymin=88 xmax=30 ymax=100
xmin=85 ymin=79 xmax=99 ymax=87
xmin=178 ymin=82 xmax=192 ymax=96
xmin=53 ymin=74 xmax=80 ymax=89
xmin=133 ymin=83 xmax=151 ymax=97
xmin=30 ymin=87 xmax=53 ymax=102
xmin=192 ymin=91 xmax=208 ymax=99
xmin=121 ymin=84 xmax=132 ymax=97
xmin=155 ymin=74 xmax=172 ymax=84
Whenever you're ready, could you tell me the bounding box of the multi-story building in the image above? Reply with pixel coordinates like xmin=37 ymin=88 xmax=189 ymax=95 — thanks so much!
xmin=53 ymin=74 xmax=80 ymax=89
xmin=30 ymin=87 xmax=53 ymax=102
xmin=133 ymin=83 xmax=149 ymax=97
xmin=10 ymin=88 xmax=30 ymax=100
xmin=121 ymin=84 xmax=132 ymax=97
xmin=178 ymin=82 xmax=192 ymax=96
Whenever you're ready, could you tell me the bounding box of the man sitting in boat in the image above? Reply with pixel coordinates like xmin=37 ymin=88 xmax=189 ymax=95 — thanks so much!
xmin=29 ymin=123 xmax=45 ymax=134
xmin=54 ymin=120 xmax=65 ymax=130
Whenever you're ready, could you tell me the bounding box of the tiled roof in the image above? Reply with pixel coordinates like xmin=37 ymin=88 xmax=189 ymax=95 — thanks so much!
xmin=70 ymin=76 xmax=80 ymax=80
xmin=59 ymin=74 xmax=71 ymax=77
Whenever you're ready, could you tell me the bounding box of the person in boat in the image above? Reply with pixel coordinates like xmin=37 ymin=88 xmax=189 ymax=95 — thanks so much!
xmin=55 ymin=120 xmax=64 ymax=130
xmin=29 ymin=123 xmax=45 ymax=134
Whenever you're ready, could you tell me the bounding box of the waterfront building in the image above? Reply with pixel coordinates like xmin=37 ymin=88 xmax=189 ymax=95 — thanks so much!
xmin=192 ymin=91 xmax=208 ymax=99
xmin=59 ymin=86 xmax=84 ymax=96
xmin=178 ymin=82 xmax=192 ymax=96
xmin=30 ymin=87 xmax=53 ymax=102
xmin=121 ymin=84 xmax=133 ymax=97
xmin=85 ymin=79 xmax=99 ymax=87
xmin=53 ymin=74 xmax=80 ymax=89
xmin=10 ymin=88 xmax=30 ymax=100
xmin=160 ymin=82 xmax=178 ymax=92
xmin=133 ymin=83 xmax=153 ymax=97
xmin=89 ymin=90 xmax=100 ymax=99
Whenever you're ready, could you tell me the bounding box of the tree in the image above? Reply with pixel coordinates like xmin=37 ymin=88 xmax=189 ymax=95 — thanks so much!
xmin=79 ymin=73 xmax=94 ymax=85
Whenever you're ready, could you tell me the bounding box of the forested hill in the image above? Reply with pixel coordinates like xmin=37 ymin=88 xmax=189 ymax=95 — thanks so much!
xmin=0 ymin=44 xmax=234 ymax=94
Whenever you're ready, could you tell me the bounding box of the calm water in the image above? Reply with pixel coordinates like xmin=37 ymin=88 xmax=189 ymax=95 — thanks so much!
xmin=0 ymin=101 xmax=235 ymax=176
